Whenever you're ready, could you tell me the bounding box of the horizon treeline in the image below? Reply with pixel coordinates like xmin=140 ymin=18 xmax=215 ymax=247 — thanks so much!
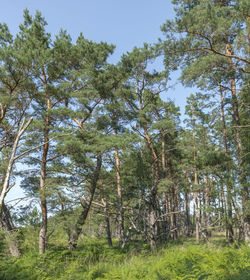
xmin=0 ymin=0 xmax=249 ymax=257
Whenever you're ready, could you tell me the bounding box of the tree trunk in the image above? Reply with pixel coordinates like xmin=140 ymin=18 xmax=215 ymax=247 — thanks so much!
xmin=142 ymin=204 xmax=148 ymax=243
xmin=0 ymin=118 xmax=33 ymax=214
xmin=161 ymin=130 xmax=168 ymax=242
xmin=149 ymin=199 xmax=157 ymax=251
xmin=146 ymin=137 xmax=159 ymax=250
xmin=161 ymin=192 xmax=168 ymax=242
xmin=0 ymin=204 xmax=20 ymax=257
xmin=192 ymin=108 xmax=199 ymax=244
xmin=219 ymin=84 xmax=234 ymax=242
xmin=184 ymin=171 xmax=191 ymax=236
xmin=226 ymin=44 xmax=249 ymax=241
xmin=38 ymin=73 xmax=50 ymax=254
xmin=0 ymin=118 xmax=32 ymax=257
xmin=194 ymin=191 xmax=200 ymax=244
xmin=202 ymin=186 xmax=208 ymax=240
xmin=170 ymin=189 xmax=174 ymax=239
xmin=194 ymin=163 xmax=199 ymax=243
xmin=137 ymin=80 xmax=159 ymax=250
xmin=199 ymin=192 xmax=202 ymax=227
xmin=39 ymin=118 xmax=49 ymax=254
xmin=102 ymin=198 xmax=113 ymax=248
xmin=68 ymin=154 xmax=102 ymax=249
xmin=114 ymin=129 xmax=125 ymax=248
xmin=185 ymin=190 xmax=191 ymax=236
xmin=173 ymin=186 xmax=179 ymax=239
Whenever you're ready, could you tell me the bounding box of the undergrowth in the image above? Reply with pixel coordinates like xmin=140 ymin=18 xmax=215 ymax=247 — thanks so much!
xmin=0 ymin=238 xmax=249 ymax=280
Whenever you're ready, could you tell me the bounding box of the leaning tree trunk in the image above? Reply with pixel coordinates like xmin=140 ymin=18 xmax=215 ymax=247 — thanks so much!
xmin=0 ymin=118 xmax=33 ymax=214
xmin=68 ymin=154 xmax=102 ymax=249
xmin=0 ymin=117 xmax=32 ymax=257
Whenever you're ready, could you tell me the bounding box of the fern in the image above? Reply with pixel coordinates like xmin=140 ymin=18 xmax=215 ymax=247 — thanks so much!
xmin=0 ymin=240 xmax=249 ymax=280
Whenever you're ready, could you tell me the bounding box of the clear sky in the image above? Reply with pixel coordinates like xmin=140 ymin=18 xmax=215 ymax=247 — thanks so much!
xmin=1 ymin=0 xmax=195 ymax=110
xmin=1 ymin=0 xmax=175 ymax=60
xmin=2 ymin=0 xmax=195 ymax=203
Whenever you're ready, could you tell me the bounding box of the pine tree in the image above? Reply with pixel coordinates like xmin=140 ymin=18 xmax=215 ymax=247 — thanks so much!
xmin=161 ymin=0 xmax=250 ymax=241
xmin=17 ymin=10 xmax=72 ymax=253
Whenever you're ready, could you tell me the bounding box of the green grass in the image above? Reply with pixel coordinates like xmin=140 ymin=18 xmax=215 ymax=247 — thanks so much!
xmin=0 ymin=237 xmax=249 ymax=280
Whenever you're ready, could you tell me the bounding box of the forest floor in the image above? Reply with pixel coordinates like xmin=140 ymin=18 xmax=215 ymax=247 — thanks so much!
xmin=0 ymin=232 xmax=249 ymax=280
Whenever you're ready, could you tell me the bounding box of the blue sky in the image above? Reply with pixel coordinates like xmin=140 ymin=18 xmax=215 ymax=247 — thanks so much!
xmin=1 ymin=0 xmax=195 ymax=110
xmin=1 ymin=0 xmax=175 ymax=59
xmin=2 ymin=0 xmax=195 ymax=203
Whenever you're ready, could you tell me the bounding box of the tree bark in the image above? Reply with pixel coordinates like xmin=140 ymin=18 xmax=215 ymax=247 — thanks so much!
xmin=172 ymin=186 xmax=178 ymax=240
xmin=39 ymin=95 xmax=50 ymax=254
xmin=68 ymin=154 xmax=102 ymax=249
xmin=161 ymin=192 xmax=168 ymax=242
xmin=114 ymin=129 xmax=125 ymax=248
xmin=219 ymin=84 xmax=234 ymax=242
xmin=0 ymin=118 xmax=32 ymax=257
xmin=192 ymin=108 xmax=199 ymax=244
xmin=38 ymin=71 xmax=51 ymax=254
xmin=137 ymin=79 xmax=159 ymax=250
xmin=101 ymin=198 xmax=113 ymax=248
xmin=194 ymin=151 xmax=199 ymax=243
xmin=226 ymin=44 xmax=249 ymax=241
xmin=194 ymin=190 xmax=200 ymax=244
xmin=0 ymin=118 xmax=33 ymax=214
xmin=184 ymin=171 xmax=191 ymax=236
xmin=185 ymin=190 xmax=191 ymax=236
xmin=0 ymin=204 xmax=20 ymax=257
xmin=161 ymin=129 xmax=168 ymax=242
xmin=39 ymin=131 xmax=49 ymax=254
